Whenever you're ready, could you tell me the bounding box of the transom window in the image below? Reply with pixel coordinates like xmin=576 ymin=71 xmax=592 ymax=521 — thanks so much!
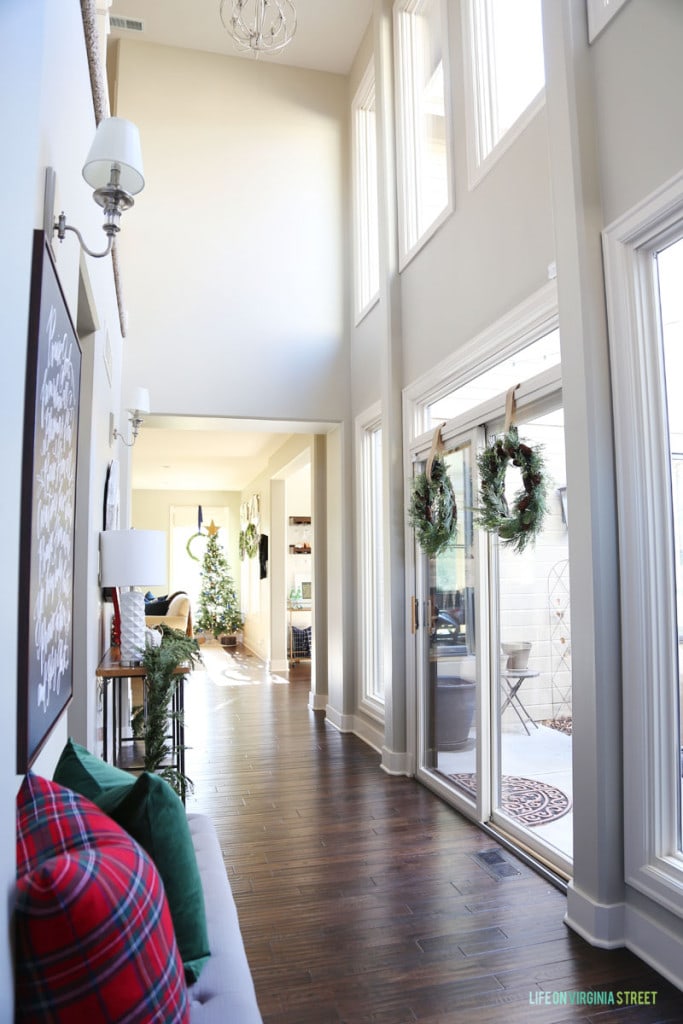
xmin=463 ymin=0 xmax=545 ymax=184
xmin=352 ymin=60 xmax=380 ymax=322
xmin=393 ymin=0 xmax=453 ymax=267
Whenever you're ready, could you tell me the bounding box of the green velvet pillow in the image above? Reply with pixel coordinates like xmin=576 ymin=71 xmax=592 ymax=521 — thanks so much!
xmin=94 ymin=772 xmax=210 ymax=983
xmin=53 ymin=738 xmax=133 ymax=800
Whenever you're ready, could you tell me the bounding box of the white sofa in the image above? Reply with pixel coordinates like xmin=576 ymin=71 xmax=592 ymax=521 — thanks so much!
xmin=145 ymin=591 xmax=193 ymax=636
xmin=186 ymin=814 xmax=263 ymax=1023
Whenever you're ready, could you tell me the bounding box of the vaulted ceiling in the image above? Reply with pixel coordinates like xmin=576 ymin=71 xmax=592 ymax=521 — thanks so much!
xmin=109 ymin=0 xmax=373 ymax=75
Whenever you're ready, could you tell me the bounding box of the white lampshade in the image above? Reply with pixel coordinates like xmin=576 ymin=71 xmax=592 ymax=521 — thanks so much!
xmin=99 ymin=529 xmax=166 ymax=588
xmin=82 ymin=117 xmax=145 ymax=196
xmin=129 ymin=387 xmax=150 ymax=415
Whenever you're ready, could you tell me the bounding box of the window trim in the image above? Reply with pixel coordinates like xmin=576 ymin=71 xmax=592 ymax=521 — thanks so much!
xmin=404 ymin=279 xmax=558 ymax=440
xmin=603 ymin=170 xmax=683 ymax=915
xmin=393 ymin=0 xmax=455 ymax=270
xmin=352 ymin=59 xmax=380 ymax=324
xmin=461 ymin=0 xmax=546 ymax=190
xmin=356 ymin=401 xmax=385 ymax=718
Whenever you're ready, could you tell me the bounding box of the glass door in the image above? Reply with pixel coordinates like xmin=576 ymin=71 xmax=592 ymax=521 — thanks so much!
xmin=416 ymin=431 xmax=488 ymax=817
xmin=413 ymin=359 xmax=572 ymax=877
xmin=490 ymin=406 xmax=573 ymax=872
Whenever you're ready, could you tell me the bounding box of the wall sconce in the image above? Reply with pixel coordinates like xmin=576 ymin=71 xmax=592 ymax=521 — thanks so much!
xmin=45 ymin=117 xmax=144 ymax=259
xmin=111 ymin=387 xmax=150 ymax=447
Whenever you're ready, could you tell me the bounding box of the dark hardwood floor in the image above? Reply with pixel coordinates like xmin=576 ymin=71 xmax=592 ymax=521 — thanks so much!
xmin=184 ymin=644 xmax=682 ymax=1024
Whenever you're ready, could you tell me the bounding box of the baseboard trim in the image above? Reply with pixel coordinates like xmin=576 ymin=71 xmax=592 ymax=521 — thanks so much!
xmin=352 ymin=715 xmax=383 ymax=755
xmin=271 ymin=658 xmax=288 ymax=672
xmin=564 ymin=881 xmax=625 ymax=948
xmin=380 ymin=746 xmax=413 ymax=776
xmin=308 ymin=691 xmax=327 ymax=711
xmin=325 ymin=705 xmax=354 ymax=732
xmin=623 ymin=902 xmax=683 ymax=993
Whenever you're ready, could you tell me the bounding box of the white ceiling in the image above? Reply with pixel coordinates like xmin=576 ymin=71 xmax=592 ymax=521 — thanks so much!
xmin=110 ymin=0 xmax=368 ymax=491
xmin=108 ymin=0 xmax=373 ymax=75
xmin=130 ymin=416 xmax=332 ymax=492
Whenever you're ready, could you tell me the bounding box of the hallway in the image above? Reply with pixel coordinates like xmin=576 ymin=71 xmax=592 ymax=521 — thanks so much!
xmin=184 ymin=643 xmax=681 ymax=1023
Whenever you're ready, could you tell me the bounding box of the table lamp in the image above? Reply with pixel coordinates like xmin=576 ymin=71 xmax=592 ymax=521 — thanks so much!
xmin=100 ymin=529 xmax=166 ymax=664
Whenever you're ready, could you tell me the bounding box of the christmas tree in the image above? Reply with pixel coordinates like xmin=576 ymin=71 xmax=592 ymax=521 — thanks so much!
xmin=195 ymin=522 xmax=243 ymax=638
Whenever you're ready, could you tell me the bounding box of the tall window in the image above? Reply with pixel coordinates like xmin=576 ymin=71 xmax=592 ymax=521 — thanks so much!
xmin=603 ymin=175 xmax=683 ymax=912
xmin=393 ymin=0 xmax=453 ymax=267
xmin=357 ymin=405 xmax=384 ymax=709
xmin=352 ymin=61 xmax=380 ymax=322
xmin=656 ymin=238 xmax=683 ymax=852
xmin=463 ymin=0 xmax=545 ymax=183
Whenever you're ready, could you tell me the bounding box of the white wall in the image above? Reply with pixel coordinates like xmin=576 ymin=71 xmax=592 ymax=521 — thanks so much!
xmin=592 ymin=0 xmax=683 ymax=224
xmin=3 ymin=0 xmax=129 ymax=1007
xmin=110 ymin=39 xmax=350 ymax=425
xmin=1 ymin=4 xmax=44 ymax=1012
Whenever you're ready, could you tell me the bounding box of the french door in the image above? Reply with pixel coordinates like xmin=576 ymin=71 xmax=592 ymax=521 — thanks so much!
xmin=412 ymin=370 xmax=573 ymax=877
xmin=415 ymin=429 xmax=487 ymax=814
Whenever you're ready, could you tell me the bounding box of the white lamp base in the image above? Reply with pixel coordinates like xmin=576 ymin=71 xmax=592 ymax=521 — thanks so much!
xmin=119 ymin=588 xmax=146 ymax=664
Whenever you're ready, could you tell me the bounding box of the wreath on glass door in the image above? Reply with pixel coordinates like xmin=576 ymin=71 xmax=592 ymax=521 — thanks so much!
xmin=476 ymin=424 xmax=548 ymax=553
xmin=408 ymin=431 xmax=457 ymax=558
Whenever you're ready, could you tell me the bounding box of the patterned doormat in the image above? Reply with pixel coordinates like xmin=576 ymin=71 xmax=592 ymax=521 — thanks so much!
xmin=448 ymin=774 xmax=572 ymax=827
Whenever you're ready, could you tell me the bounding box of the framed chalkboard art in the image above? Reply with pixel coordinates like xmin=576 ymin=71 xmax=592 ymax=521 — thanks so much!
xmin=17 ymin=232 xmax=82 ymax=771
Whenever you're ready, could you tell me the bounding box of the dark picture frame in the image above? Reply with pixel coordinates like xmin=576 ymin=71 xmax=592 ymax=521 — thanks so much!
xmin=17 ymin=232 xmax=82 ymax=771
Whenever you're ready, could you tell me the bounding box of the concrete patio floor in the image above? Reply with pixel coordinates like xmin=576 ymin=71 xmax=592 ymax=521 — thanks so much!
xmin=436 ymin=722 xmax=573 ymax=860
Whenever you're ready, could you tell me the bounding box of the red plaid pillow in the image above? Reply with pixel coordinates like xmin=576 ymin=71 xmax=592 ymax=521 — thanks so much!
xmin=15 ymin=775 xmax=189 ymax=1024
xmin=17 ymin=772 xmax=128 ymax=875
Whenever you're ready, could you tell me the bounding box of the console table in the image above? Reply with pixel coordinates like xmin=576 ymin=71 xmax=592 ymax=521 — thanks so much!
xmin=95 ymin=647 xmax=187 ymax=791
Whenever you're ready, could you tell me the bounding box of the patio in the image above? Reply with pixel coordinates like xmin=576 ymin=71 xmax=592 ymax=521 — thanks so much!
xmin=436 ymin=721 xmax=574 ymax=859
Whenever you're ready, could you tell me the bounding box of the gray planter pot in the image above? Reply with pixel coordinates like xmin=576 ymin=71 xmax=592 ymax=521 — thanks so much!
xmin=435 ymin=678 xmax=476 ymax=750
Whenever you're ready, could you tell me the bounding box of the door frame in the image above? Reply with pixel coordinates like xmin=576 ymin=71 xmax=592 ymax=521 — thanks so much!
xmin=405 ymin=366 xmax=565 ymax=836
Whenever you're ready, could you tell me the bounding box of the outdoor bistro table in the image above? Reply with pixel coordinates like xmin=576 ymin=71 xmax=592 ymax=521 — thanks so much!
xmin=500 ymin=668 xmax=540 ymax=735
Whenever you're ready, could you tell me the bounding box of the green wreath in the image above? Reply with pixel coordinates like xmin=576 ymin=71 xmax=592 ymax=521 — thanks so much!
xmin=186 ymin=531 xmax=206 ymax=562
xmin=408 ymin=454 xmax=457 ymax=557
xmin=476 ymin=426 xmax=548 ymax=553
xmin=244 ymin=522 xmax=259 ymax=558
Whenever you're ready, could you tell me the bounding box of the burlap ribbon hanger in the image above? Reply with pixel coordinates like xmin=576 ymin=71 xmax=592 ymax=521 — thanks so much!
xmin=426 ymin=422 xmax=446 ymax=482
xmin=504 ymin=384 xmax=520 ymax=433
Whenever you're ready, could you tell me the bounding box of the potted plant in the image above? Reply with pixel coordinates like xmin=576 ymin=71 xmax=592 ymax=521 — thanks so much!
xmin=502 ymin=641 xmax=532 ymax=670
xmin=141 ymin=626 xmax=201 ymax=799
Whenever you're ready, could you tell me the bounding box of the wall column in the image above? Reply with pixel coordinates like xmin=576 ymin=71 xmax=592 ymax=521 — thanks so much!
xmin=374 ymin=0 xmax=409 ymax=773
xmin=543 ymin=0 xmax=625 ymax=943
xmin=270 ymin=478 xmax=287 ymax=671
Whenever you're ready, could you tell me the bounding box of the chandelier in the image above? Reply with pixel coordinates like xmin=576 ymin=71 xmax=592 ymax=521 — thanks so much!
xmin=219 ymin=0 xmax=297 ymax=55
